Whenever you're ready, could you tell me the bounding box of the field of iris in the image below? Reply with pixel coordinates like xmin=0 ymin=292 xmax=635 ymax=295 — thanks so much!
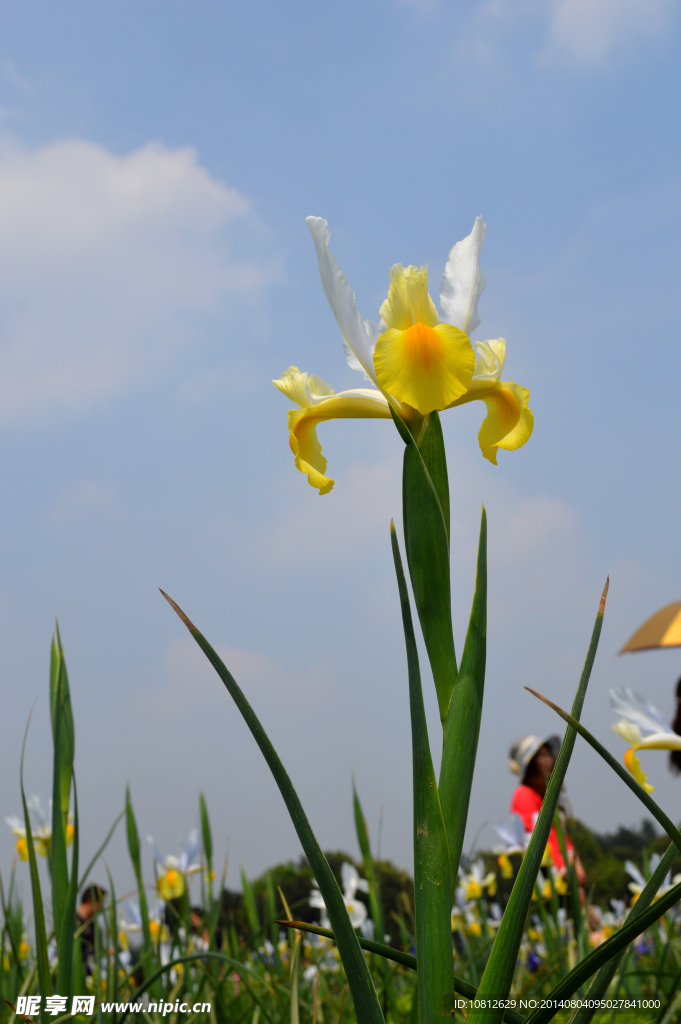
xmin=2 ymin=625 xmax=681 ymax=1024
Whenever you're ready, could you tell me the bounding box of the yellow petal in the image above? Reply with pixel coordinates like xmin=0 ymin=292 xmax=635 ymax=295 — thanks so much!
xmin=286 ymin=393 xmax=392 ymax=495
xmin=498 ymin=854 xmax=513 ymax=879
xmin=612 ymin=720 xmax=642 ymax=746
xmin=16 ymin=837 xmax=29 ymax=861
xmin=379 ymin=264 xmax=438 ymax=331
xmin=373 ymin=322 xmax=475 ymax=415
xmin=623 ymin=748 xmax=655 ymax=792
xmin=158 ymin=868 xmax=185 ymax=901
xmin=465 ymin=879 xmax=483 ymax=900
xmin=273 ymin=366 xmax=335 ymax=406
xmin=449 ymin=379 xmax=533 ymax=463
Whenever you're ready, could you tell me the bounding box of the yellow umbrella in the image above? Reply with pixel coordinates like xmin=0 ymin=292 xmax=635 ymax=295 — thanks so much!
xmin=620 ymin=601 xmax=681 ymax=653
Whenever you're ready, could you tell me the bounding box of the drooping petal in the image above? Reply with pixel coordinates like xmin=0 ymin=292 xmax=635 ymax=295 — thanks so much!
xmin=306 ymin=217 xmax=381 ymax=385
xmin=373 ymin=322 xmax=475 ymax=415
xmin=439 ymin=216 xmax=487 ymax=335
xmin=448 ymin=377 xmax=534 ymax=464
xmin=379 ymin=265 xmax=439 ymax=331
xmin=274 ymin=368 xmax=392 ymax=494
xmin=623 ymin=749 xmax=655 ymax=792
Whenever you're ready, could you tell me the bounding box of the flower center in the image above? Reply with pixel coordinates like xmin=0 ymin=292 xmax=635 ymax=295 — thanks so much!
xmin=403 ymin=321 xmax=444 ymax=370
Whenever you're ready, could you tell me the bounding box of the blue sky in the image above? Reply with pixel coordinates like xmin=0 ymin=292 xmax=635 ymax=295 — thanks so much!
xmin=1 ymin=0 xmax=680 ymax=900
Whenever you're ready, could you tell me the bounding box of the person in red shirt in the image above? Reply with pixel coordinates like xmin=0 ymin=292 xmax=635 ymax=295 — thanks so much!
xmin=509 ymin=735 xmax=586 ymax=892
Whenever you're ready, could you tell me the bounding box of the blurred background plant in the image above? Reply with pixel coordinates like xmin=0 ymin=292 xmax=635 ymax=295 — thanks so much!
xmin=3 ymin=627 xmax=681 ymax=1024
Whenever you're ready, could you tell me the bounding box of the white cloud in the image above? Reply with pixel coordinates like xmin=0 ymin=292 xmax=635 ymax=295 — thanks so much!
xmin=456 ymin=0 xmax=678 ymax=74
xmin=0 ymin=137 xmax=272 ymax=425
xmin=543 ymin=0 xmax=677 ymax=67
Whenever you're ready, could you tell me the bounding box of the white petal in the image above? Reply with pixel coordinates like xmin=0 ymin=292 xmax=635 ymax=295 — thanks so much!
xmin=610 ymin=687 xmax=671 ymax=736
xmin=439 ymin=216 xmax=487 ymax=335
xmin=625 ymin=860 xmax=646 ymax=887
xmin=345 ymin=898 xmax=367 ymax=929
xmin=180 ymin=829 xmax=200 ymax=872
xmin=306 ymin=217 xmax=380 ymax=386
xmin=147 ymin=836 xmax=166 ymax=864
xmin=341 ymin=861 xmax=359 ymax=897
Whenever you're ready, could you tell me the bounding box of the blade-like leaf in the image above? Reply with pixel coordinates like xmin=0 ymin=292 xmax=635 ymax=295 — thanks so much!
xmin=522 ymin=876 xmax=681 ymax=1024
xmin=276 ymin=921 xmax=526 ymax=1024
xmin=199 ymin=791 xmax=213 ymax=870
xmin=469 ymin=580 xmax=608 ymax=1023
xmin=160 ymin=590 xmax=385 ymax=1024
xmin=439 ymin=506 xmax=487 ymax=891
xmin=20 ymin=713 xmax=52 ymax=1014
xmin=55 ymin=773 xmax=79 ymax=1001
xmin=569 ymin=839 xmax=680 ymax=1024
xmin=352 ymin=782 xmax=386 ymax=959
xmin=119 ymin=952 xmax=276 ymax=1024
xmin=526 ymin=688 xmax=681 ymax=852
xmin=125 ymin=786 xmax=155 ymax=989
xmin=78 ymin=808 xmax=124 ymax=891
xmin=50 ymin=629 xmax=74 ymax=948
xmin=390 ymin=524 xmax=454 ymax=1023
xmin=50 ymin=625 xmax=75 ymax=824
xmin=241 ymin=867 xmax=260 ymax=935
xmin=104 ymin=862 xmax=120 ymax=1020
xmin=402 ymin=412 xmax=457 ymax=725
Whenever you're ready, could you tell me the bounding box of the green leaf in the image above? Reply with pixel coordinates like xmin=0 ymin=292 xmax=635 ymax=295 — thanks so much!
xmin=401 ymin=412 xmax=457 ymax=725
xmin=522 ymin=875 xmax=681 ymax=1024
xmin=50 ymin=624 xmax=75 ymax=824
xmin=160 ymin=589 xmax=385 ymax=1024
xmin=55 ymin=773 xmax=79 ymax=1001
xmin=199 ymin=791 xmax=213 ymax=870
xmin=276 ymin=921 xmax=526 ymax=1024
xmin=20 ymin=713 xmax=52 ymax=1014
xmin=119 ymin=952 xmax=277 ymax=1024
xmin=526 ymin=687 xmax=681 ymax=853
xmin=390 ymin=524 xmax=454 ymax=1023
xmin=78 ymin=809 xmax=124 ymax=891
xmin=104 ymin=862 xmax=120 ymax=1020
xmin=265 ymin=872 xmax=281 ymax=971
xmin=289 ymin=930 xmax=300 ymax=1024
xmin=439 ymin=506 xmax=487 ymax=891
xmin=469 ymin=580 xmax=609 ymax=1023
xmin=241 ymin=867 xmax=260 ymax=935
xmin=50 ymin=627 xmax=74 ymax=948
xmin=125 ymin=786 xmax=155 ymax=989
xmin=568 ymin=840 xmax=680 ymax=1024
xmin=352 ymin=781 xmax=387 ymax=958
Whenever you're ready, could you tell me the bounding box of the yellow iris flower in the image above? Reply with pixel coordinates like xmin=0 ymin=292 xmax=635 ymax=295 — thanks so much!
xmin=274 ymin=216 xmax=533 ymax=494
xmin=610 ymin=686 xmax=681 ymax=793
xmin=6 ymin=810 xmax=74 ymax=860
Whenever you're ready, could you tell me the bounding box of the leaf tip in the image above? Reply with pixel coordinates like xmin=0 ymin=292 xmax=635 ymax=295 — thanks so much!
xmin=159 ymin=589 xmax=197 ymax=632
xmin=599 ymin=577 xmax=609 ymax=615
